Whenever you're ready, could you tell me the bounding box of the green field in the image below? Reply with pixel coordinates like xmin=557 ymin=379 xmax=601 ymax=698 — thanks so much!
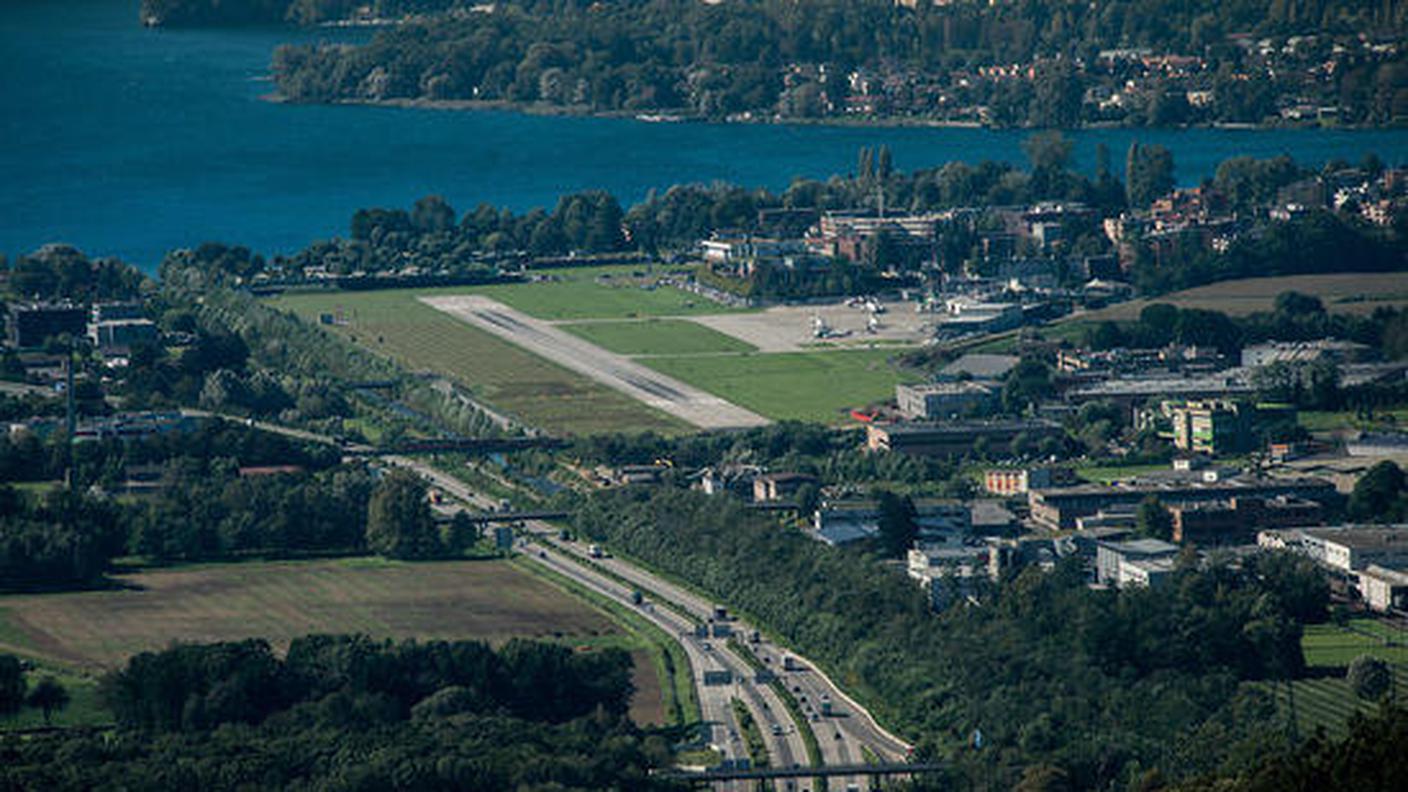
xmin=1257 ymin=619 xmax=1408 ymax=738
xmin=1265 ymin=665 xmax=1408 ymax=739
xmin=1302 ymin=620 xmax=1408 ymax=668
xmin=1076 ymin=272 xmax=1408 ymax=321
xmin=0 ymin=557 xmax=674 ymax=728
xmin=1298 ymin=408 xmax=1408 ymax=433
xmin=453 ymin=265 xmax=740 ymax=320
xmin=560 ymin=319 xmax=756 ymax=356
xmin=1074 ymin=462 xmax=1174 ymax=484
xmin=645 ymin=349 xmax=917 ymax=424
xmin=271 ymin=289 xmax=689 ymax=435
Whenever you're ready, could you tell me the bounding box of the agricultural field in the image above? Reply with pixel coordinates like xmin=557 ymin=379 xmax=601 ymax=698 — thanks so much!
xmin=0 ymin=558 xmax=669 ymax=727
xmin=560 ymin=319 xmax=756 ymax=356
xmin=271 ymin=289 xmax=690 ymax=435
xmin=644 ymin=348 xmax=918 ymax=424
xmin=1078 ymin=272 xmax=1408 ymax=322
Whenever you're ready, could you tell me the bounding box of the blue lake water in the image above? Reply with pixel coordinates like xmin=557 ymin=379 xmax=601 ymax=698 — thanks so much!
xmin=4 ymin=0 xmax=1407 ymax=271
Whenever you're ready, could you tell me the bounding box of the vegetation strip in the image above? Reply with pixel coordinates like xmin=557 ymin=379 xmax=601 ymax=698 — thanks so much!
xmin=510 ymin=556 xmax=700 ymax=727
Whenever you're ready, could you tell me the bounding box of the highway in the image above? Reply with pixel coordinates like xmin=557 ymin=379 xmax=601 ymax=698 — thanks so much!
xmin=519 ymin=524 xmax=913 ymax=790
xmin=519 ymin=536 xmax=808 ymax=791
xmin=195 ymin=412 xmax=912 ymax=787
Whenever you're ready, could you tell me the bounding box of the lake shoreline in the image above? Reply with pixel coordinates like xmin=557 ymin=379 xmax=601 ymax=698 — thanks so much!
xmin=262 ymin=93 xmax=1389 ymax=133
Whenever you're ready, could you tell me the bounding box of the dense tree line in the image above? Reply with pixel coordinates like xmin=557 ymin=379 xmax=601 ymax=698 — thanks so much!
xmin=266 ymin=0 xmax=1406 ymax=125
xmin=3 ymin=636 xmax=670 ymax=790
xmin=571 ymin=487 xmax=1327 ymax=788
xmin=201 ymin=148 xmax=1403 ymax=306
xmin=1176 ymin=704 xmax=1408 ymax=792
xmin=0 ymin=420 xmax=341 ymax=488
xmin=0 ymin=244 xmax=149 ymax=304
xmin=569 ymin=421 xmax=972 ymax=494
xmin=139 ymin=0 xmax=461 ymax=27
xmin=0 ymin=486 xmax=126 ymax=591
xmin=127 ymin=462 xmax=376 ymax=562
xmin=102 ymin=635 xmax=633 ymax=730
xmin=1129 ymin=207 xmax=1407 ymax=296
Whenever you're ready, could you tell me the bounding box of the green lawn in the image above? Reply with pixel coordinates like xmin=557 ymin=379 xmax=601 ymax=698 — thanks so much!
xmin=1263 ymin=665 xmax=1408 ymax=739
xmin=1302 ymin=620 xmax=1408 ymax=668
xmin=1255 ymin=619 xmax=1408 ymax=738
xmin=1298 ymin=409 xmax=1408 ymax=433
xmin=450 ymin=265 xmax=741 ymax=320
xmin=559 ymin=319 xmax=756 ymax=356
xmin=269 ymin=289 xmax=689 ymax=436
xmin=1074 ymin=463 xmax=1174 ymax=484
xmin=644 ymin=349 xmax=918 ymax=424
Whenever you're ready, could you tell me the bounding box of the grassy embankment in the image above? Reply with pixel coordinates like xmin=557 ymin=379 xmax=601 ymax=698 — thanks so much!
xmin=1261 ymin=618 xmax=1408 ymax=738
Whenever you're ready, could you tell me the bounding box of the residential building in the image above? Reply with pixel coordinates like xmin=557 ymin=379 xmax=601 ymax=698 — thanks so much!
xmin=983 ymin=467 xmax=1075 ymax=497
xmin=8 ymin=302 xmax=87 ymax=348
xmin=896 ymin=381 xmax=995 ymax=419
xmin=1029 ymin=476 xmax=1338 ymax=531
xmin=866 ymin=418 xmax=1063 ymax=458
xmin=1167 ymin=399 xmax=1255 ymax=455
xmin=698 ymin=464 xmax=760 ymax=497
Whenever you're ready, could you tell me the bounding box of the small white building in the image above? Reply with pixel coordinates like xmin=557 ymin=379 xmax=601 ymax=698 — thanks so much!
xmin=1095 ymin=538 xmax=1179 ymax=588
xmin=1359 ymin=564 xmax=1408 ymax=613
xmin=1258 ymin=526 xmax=1408 ymax=574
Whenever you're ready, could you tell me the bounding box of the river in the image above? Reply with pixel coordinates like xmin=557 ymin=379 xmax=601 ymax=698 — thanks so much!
xmin=3 ymin=0 xmax=1406 ymax=270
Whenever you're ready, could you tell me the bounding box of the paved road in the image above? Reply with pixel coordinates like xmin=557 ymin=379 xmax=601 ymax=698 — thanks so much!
xmin=519 ymin=538 xmax=795 ymax=792
xmin=543 ymin=531 xmax=912 ymax=757
xmin=521 ymin=525 xmax=913 ymax=790
xmin=421 ymin=295 xmax=769 ymax=430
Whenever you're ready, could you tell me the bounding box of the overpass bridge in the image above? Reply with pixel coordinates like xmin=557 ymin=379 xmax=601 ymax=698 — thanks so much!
xmin=433 ymin=510 xmax=569 ymax=524
xmin=345 ymin=437 xmax=569 ymax=456
xmin=662 ymin=762 xmax=942 ymax=786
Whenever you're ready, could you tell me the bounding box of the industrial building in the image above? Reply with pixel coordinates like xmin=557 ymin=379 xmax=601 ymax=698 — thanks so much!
xmin=1029 ymin=476 xmax=1337 ymax=531
xmin=895 ymin=381 xmax=995 ymax=419
xmin=866 ymin=418 xmax=1063 ymax=458
xmin=8 ymin=301 xmax=87 ymax=348
xmin=1167 ymin=495 xmax=1324 ymax=544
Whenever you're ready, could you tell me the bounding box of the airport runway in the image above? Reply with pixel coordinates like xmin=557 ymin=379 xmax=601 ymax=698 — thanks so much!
xmin=421 ymin=295 xmax=769 ymax=430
